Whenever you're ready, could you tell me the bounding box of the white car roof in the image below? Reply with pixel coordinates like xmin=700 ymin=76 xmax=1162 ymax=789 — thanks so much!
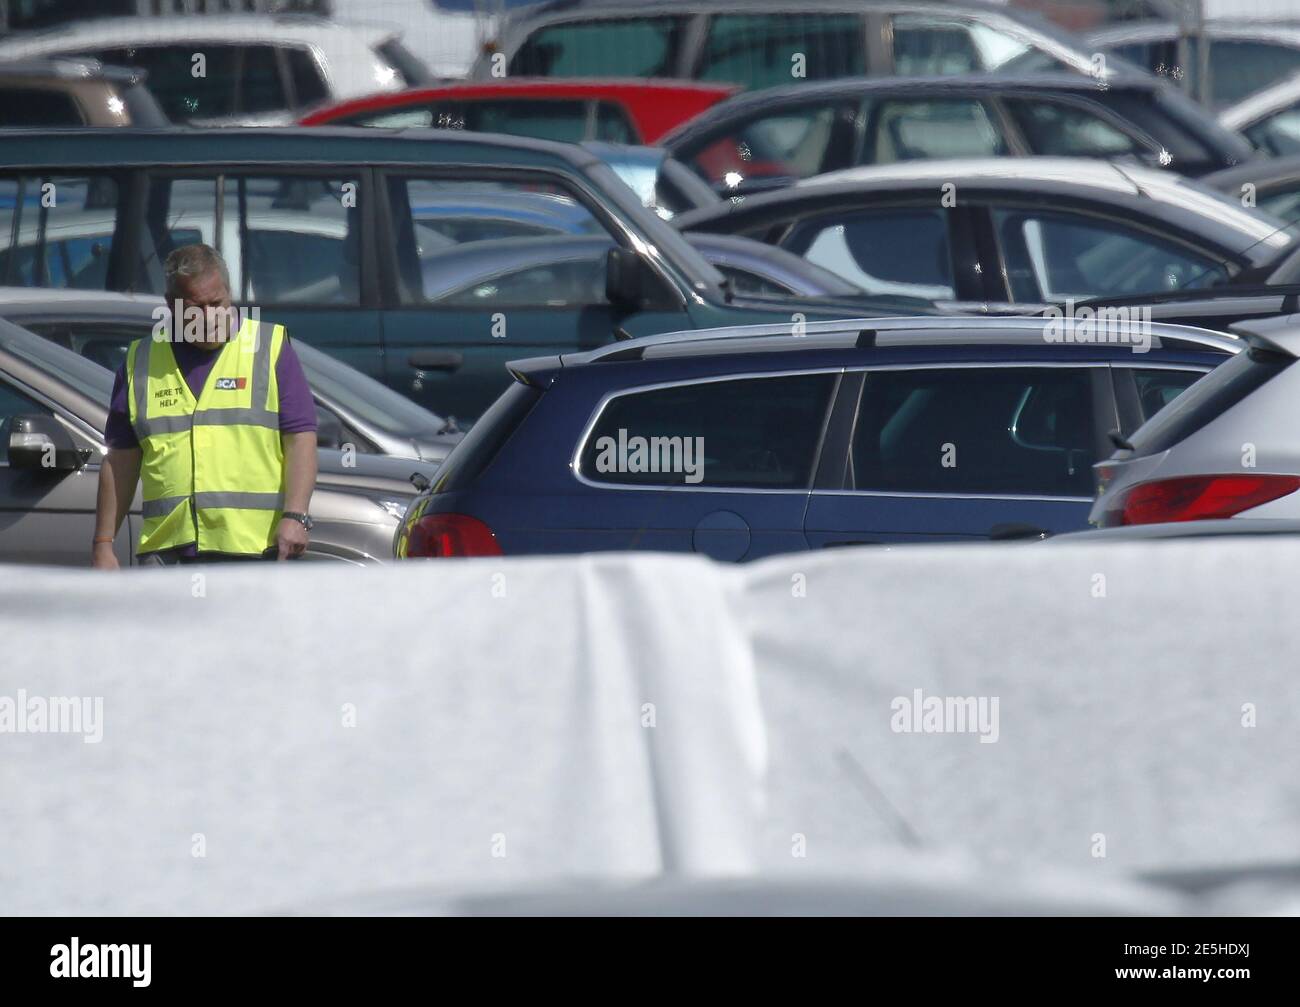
xmin=801 ymin=157 xmax=1291 ymax=249
xmin=0 ymin=16 xmax=406 ymax=102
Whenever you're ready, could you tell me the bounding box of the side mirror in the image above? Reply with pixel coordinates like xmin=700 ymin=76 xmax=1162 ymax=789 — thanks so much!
xmin=605 ymin=247 xmax=647 ymax=310
xmin=7 ymin=414 xmax=85 ymax=471
xmin=315 ymin=404 xmax=346 ymax=450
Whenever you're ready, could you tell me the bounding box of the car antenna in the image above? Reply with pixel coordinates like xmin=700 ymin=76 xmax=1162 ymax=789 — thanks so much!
xmin=1108 ymin=429 xmax=1135 ymax=451
xmin=613 ymin=326 xmax=635 ymax=342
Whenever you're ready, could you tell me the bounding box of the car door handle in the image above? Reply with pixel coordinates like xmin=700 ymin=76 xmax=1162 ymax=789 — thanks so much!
xmin=408 ymin=350 xmax=464 ymax=372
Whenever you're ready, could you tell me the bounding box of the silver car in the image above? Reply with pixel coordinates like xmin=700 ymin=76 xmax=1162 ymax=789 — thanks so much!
xmin=0 ymin=289 xmax=462 ymax=463
xmin=0 ymin=315 xmax=436 ymax=566
xmin=1090 ymin=314 xmax=1300 ymax=530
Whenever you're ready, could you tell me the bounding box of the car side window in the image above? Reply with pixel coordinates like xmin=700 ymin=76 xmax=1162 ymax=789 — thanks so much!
xmin=95 ymin=44 xmax=239 ymax=121
xmin=1246 ymin=107 xmax=1300 ymax=156
xmin=685 ymin=102 xmax=853 ymax=190
xmin=991 ymin=207 xmax=1230 ymax=301
xmin=0 ymin=379 xmax=52 ymax=467
xmin=385 ymin=176 xmax=612 ymax=307
xmin=1004 ymin=98 xmax=1142 ymax=157
xmin=238 ymin=45 xmax=289 ymax=115
xmin=464 ymin=99 xmax=592 ymax=142
xmin=697 ymin=13 xmax=864 ymax=90
xmin=1210 ymin=41 xmax=1300 ymax=108
xmin=851 ymin=367 xmax=1098 ymax=496
xmin=0 ymin=174 xmax=120 ymax=290
xmin=0 ymin=87 xmax=83 ymax=126
xmin=862 ymin=97 xmax=1006 ymax=164
xmin=1258 ymin=184 xmax=1300 ymax=225
xmin=138 ymin=174 xmax=361 ymax=304
xmin=579 ymin=373 xmax=837 ymax=488
xmin=782 ymin=207 xmax=955 ymax=300
xmin=1129 ymin=368 xmax=1205 ymax=421
xmin=287 ymin=47 xmax=329 ymax=109
xmin=509 ymin=17 xmax=689 ymax=77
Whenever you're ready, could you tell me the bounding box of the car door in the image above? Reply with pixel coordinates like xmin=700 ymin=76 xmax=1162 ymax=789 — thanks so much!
xmin=803 ymin=363 xmax=1113 ymax=545
xmin=375 ymin=170 xmax=686 ymax=422
xmin=0 ymin=371 xmax=119 ymax=566
xmin=132 ymin=169 xmax=384 ymax=383
xmin=564 ymin=370 xmax=839 ymax=560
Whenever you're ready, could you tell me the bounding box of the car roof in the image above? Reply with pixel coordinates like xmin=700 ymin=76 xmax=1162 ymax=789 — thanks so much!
xmin=1091 ymin=20 xmax=1300 ymax=46
xmin=1203 ymin=154 xmax=1300 ymax=192
xmin=512 ymin=0 xmax=1043 ymax=22
xmin=0 ymin=125 xmax=603 ymax=171
xmin=0 ymin=14 xmax=398 ymax=50
xmin=674 ymin=157 xmax=1291 ymax=256
xmin=545 ymin=314 xmax=1242 ymax=368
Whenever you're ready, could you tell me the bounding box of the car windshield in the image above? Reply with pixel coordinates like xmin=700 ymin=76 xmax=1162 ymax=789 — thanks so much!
xmin=294 ymin=341 xmax=445 ymax=436
xmin=0 ymin=321 xmax=113 ymax=405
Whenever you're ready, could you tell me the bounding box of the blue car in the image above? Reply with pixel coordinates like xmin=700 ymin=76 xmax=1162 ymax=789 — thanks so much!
xmin=394 ymin=316 xmax=1239 ymax=560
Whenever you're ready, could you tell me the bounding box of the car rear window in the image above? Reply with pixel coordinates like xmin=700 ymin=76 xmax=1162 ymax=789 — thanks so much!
xmin=432 ymin=380 xmax=541 ymax=493
xmin=579 ymin=373 xmax=837 ymax=488
xmin=1126 ymin=346 xmax=1294 ymax=456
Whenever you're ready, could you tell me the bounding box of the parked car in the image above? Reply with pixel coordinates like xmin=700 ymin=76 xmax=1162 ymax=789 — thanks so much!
xmin=0 ymin=289 xmax=463 ymax=463
xmin=477 ymin=0 xmax=1139 ymax=91
xmin=0 ymin=127 xmax=924 ymax=421
xmin=1219 ymin=72 xmax=1300 ymax=156
xmin=394 ymin=315 xmax=1238 ymax=560
xmin=1204 ymin=155 xmax=1300 ymax=226
xmin=674 ymin=158 xmax=1296 ymax=308
xmin=301 ymin=78 xmax=740 ymax=145
xmin=661 ymin=73 xmax=1254 ymax=196
xmin=1091 ymin=314 xmax=1300 ymax=529
xmin=0 ymin=14 xmax=427 ymax=125
xmin=1089 ymin=20 xmax=1300 ymax=109
xmin=0 ymin=57 xmax=168 ymax=128
xmin=0 ymin=314 xmax=438 ymax=566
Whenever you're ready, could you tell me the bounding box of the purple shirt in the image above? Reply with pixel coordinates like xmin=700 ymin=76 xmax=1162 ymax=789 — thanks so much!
xmin=106 ymin=335 xmax=318 ymax=559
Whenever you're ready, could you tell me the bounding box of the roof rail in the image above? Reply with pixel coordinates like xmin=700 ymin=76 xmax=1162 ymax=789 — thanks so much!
xmin=564 ymin=315 xmax=1243 ymax=365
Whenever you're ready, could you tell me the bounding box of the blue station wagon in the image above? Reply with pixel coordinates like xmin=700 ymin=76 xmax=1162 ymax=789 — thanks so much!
xmin=395 ymin=316 xmax=1239 ymax=560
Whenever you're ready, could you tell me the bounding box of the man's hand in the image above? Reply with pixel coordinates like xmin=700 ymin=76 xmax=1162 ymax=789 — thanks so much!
xmin=276 ymin=517 xmax=309 ymax=560
xmin=91 ymin=541 xmax=120 ymax=571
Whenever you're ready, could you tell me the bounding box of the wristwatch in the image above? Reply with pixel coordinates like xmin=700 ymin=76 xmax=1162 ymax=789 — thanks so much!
xmin=282 ymin=511 xmax=314 ymax=531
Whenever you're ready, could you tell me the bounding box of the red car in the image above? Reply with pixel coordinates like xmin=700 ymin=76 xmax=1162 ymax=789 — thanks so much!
xmin=299 ymin=78 xmax=738 ymax=145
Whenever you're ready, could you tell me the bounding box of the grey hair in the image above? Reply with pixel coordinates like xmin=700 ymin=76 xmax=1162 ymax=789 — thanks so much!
xmin=163 ymin=244 xmax=230 ymax=299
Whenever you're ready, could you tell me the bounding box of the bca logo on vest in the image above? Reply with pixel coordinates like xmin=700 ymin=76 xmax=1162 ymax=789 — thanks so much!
xmin=213 ymin=378 xmax=247 ymax=391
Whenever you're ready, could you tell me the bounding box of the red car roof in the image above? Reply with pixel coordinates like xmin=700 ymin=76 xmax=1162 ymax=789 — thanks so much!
xmin=300 ymin=78 xmax=739 ymax=144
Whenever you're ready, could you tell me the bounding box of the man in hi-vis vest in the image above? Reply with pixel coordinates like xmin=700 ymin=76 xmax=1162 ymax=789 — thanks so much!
xmin=92 ymin=244 xmax=318 ymax=568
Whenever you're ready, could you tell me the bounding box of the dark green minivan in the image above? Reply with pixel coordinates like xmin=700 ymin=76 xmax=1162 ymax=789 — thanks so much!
xmin=0 ymin=127 xmax=911 ymax=419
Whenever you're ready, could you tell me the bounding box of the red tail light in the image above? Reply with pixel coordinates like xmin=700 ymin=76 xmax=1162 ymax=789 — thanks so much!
xmin=405 ymin=513 xmax=502 ymax=557
xmin=1104 ymin=474 xmax=1300 ymax=527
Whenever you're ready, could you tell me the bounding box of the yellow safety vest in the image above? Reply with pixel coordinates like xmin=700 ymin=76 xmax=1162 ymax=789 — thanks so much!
xmin=126 ymin=319 xmax=287 ymax=556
